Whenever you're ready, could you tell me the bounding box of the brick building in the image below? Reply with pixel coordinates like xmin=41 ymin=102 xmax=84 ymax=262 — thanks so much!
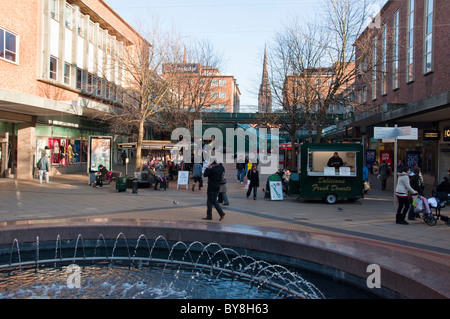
xmin=341 ymin=0 xmax=450 ymax=184
xmin=0 ymin=0 xmax=145 ymax=179
xmin=162 ymin=62 xmax=241 ymax=113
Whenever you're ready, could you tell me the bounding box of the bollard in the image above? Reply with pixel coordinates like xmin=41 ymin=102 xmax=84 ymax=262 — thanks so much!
xmin=132 ymin=178 xmax=139 ymax=194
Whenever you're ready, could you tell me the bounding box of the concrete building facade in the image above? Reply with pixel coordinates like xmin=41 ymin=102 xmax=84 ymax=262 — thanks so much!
xmin=0 ymin=0 xmax=145 ymax=179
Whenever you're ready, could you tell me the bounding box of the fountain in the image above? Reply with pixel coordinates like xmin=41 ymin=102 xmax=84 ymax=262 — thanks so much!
xmin=0 ymin=232 xmax=380 ymax=299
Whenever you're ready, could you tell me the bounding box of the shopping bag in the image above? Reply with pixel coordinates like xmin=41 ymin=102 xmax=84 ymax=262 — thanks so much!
xmin=245 ymin=180 xmax=250 ymax=190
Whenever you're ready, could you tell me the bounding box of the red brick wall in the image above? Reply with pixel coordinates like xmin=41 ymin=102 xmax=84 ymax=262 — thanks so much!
xmin=355 ymin=0 xmax=450 ymax=110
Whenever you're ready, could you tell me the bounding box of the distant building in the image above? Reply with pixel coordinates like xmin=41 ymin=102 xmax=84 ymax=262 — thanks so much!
xmin=162 ymin=62 xmax=241 ymax=113
xmin=258 ymin=46 xmax=272 ymax=113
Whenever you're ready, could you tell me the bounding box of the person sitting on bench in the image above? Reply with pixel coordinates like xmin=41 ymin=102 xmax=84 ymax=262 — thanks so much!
xmin=95 ymin=165 xmax=109 ymax=188
xmin=148 ymin=166 xmax=160 ymax=190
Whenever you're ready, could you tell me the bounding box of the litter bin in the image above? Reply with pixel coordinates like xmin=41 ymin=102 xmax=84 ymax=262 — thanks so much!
xmin=289 ymin=173 xmax=301 ymax=195
xmin=116 ymin=176 xmax=127 ymax=192
xmin=132 ymin=178 xmax=139 ymax=194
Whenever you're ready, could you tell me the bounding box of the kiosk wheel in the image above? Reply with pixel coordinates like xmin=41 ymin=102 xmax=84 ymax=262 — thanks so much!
xmin=325 ymin=193 xmax=337 ymax=205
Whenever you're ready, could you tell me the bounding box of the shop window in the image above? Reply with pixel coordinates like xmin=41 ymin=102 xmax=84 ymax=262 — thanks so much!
xmin=307 ymin=150 xmax=357 ymax=177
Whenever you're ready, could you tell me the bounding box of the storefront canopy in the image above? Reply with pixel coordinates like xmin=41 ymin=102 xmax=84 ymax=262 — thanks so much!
xmin=117 ymin=140 xmax=180 ymax=150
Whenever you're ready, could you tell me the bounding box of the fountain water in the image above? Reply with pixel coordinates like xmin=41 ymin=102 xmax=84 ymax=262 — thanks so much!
xmin=0 ymin=233 xmax=379 ymax=299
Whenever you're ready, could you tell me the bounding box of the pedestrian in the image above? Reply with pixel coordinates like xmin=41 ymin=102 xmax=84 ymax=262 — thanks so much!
xmin=219 ymin=164 xmax=229 ymax=206
xmin=395 ymin=166 xmax=418 ymax=225
xmin=379 ymin=160 xmax=390 ymax=191
xmin=246 ymin=164 xmax=260 ymax=200
xmin=282 ymin=169 xmax=291 ymax=196
xmin=192 ymin=162 xmax=203 ymax=191
xmin=363 ymin=165 xmax=370 ymax=194
xmin=244 ymin=156 xmax=250 ymax=174
xmin=327 ymin=152 xmax=344 ymax=169
xmin=37 ymin=152 xmax=50 ymax=184
xmin=95 ymin=164 xmax=109 ymax=188
xmin=408 ymin=167 xmax=423 ymax=220
xmin=121 ymin=150 xmax=127 ymax=166
xmin=203 ymin=161 xmax=225 ymax=221
xmin=236 ymin=155 xmax=246 ymax=184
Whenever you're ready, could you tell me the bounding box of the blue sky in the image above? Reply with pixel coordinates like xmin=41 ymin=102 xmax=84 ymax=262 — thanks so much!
xmin=105 ymin=0 xmax=385 ymax=111
xmin=105 ymin=0 xmax=321 ymax=110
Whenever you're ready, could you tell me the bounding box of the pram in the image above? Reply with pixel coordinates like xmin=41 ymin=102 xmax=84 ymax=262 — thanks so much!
xmin=413 ymin=191 xmax=450 ymax=226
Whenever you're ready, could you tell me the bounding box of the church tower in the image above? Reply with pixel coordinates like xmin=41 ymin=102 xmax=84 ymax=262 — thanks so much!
xmin=258 ymin=45 xmax=272 ymax=113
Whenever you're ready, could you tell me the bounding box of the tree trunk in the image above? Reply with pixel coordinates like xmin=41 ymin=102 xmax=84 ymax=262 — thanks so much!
xmin=315 ymin=126 xmax=323 ymax=143
xmin=290 ymin=132 xmax=296 ymax=171
xmin=136 ymin=120 xmax=144 ymax=172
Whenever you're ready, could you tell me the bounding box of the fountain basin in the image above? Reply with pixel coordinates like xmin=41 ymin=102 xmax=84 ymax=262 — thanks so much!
xmin=0 ymin=219 xmax=448 ymax=298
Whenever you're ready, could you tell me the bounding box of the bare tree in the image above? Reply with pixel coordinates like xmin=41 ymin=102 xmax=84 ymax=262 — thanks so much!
xmin=90 ymin=23 xmax=184 ymax=171
xmin=267 ymin=0 xmax=378 ymax=146
xmin=156 ymin=38 xmax=226 ymax=136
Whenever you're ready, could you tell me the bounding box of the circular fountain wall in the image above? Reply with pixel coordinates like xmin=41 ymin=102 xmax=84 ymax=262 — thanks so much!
xmin=0 ymin=221 xmax=447 ymax=299
xmin=0 ymin=233 xmax=379 ymax=299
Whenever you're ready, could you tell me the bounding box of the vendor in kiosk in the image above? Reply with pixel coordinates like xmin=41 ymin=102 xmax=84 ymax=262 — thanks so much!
xmin=327 ymin=152 xmax=344 ymax=169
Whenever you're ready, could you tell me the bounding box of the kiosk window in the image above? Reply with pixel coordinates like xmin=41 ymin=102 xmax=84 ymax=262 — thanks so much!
xmin=307 ymin=150 xmax=357 ymax=176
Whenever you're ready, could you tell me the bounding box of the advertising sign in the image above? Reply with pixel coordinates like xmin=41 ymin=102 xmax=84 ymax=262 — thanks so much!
xmin=88 ymin=136 xmax=112 ymax=173
xmin=365 ymin=149 xmax=376 ymax=170
xmin=406 ymin=151 xmax=421 ymax=169
xmin=177 ymin=171 xmax=189 ymax=189
xmin=269 ymin=181 xmax=284 ymax=200
xmin=380 ymin=150 xmax=393 ymax=167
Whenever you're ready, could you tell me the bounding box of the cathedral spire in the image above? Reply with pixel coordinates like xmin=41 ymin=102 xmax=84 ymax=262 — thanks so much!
xmin=258 ymin=44 xmax=272 ymax=113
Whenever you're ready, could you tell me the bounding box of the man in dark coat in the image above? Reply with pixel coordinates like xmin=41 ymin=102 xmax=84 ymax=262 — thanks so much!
xmin=246 ymin=164 xmax=260 ymax=200
xmin=203 ymin=161 xmax=225 ymax=221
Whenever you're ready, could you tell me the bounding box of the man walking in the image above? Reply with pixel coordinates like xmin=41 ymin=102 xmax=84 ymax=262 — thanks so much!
xmin=203 ymin=161 xmax=225 ymax=221
xmin=236 ymin=155 xmax=245 ymax=184
xmin=37 ymin=152 xmax=50 ymax=184
xmin=192 ymin=162 xmax=203 ymax=191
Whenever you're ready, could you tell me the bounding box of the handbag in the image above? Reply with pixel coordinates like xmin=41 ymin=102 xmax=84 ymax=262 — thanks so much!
xmin=220 ymin=173 xmax=227 ymax=184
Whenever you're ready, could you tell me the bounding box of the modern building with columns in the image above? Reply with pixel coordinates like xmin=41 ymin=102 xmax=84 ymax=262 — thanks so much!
xmin=0 ymin=0 xmax=145 ymax=179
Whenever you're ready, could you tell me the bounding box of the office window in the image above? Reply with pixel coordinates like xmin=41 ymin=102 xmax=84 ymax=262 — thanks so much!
xmin=392 ymin=10 xmax=400 ymax=89
xmin=65 ymin=4 xmax=73 ymax=29
xmin=0 ymin=28 xmax=18 ymax=63
xmin=219 ymin=92 xmax=226 ymax=99
xmin=49 ymin=56 xmax=58 ymax=80
xmin=219 ymin=79 xmax=226 ymax=86
xmin=64 ymin=62 xmax=71 ymax=85
xmin=98 ymin=30 xmax=103 ymax=49
xmin=77 ymin=13 xmax=84 ymax=36
xmin=88 ymin=22 xmax=94 ymax=43
xmin=87 ymin=73 xmax=94 ymax=93
xmin=211 ymin=79 xmax=218 ymax=86
xmin=372 ymin=36 xmax=377 ymax=100
xmin=424 ymin=0 xmax=434 ymax=73
xmin=76 ymin=68 xmax=83 ymax=90
xmin=211 ymin=92 xmax=218 ymax=98
xmin=406 ymin=0 xmax=414 ymax=82
xmin=381 ymin=24 xmax=387 ymax=95
xmin=50 ymin=0 xmax=59 ymax=21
